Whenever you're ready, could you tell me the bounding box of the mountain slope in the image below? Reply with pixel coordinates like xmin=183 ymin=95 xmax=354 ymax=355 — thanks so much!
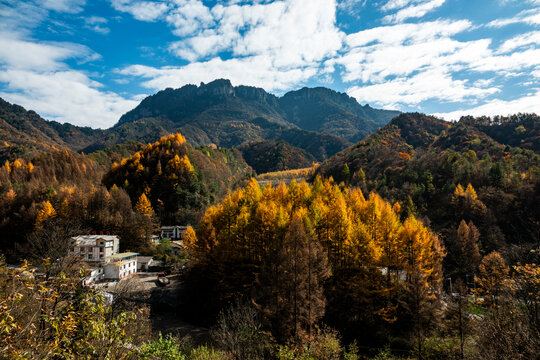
xmin=102 ymin=133 xmax=252 ymax=224
xmin=0 ymin=79 xmax=399 ymax=163
xmin=112 ymin=79 xmax=398 ymax=158
xmin=237 ymin=140 xmax=316 ymax=174
xmin=316 ymin=112 xmax=540 ymax=252
xmin=279 ymin=87 xmax=399 ymax=141
xmin=0 ymin=98 xmax=103 ymax=161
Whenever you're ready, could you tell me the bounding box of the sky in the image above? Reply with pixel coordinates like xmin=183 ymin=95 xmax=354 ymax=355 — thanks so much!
xmin=0 ymin=0 xmax=539 ymax=129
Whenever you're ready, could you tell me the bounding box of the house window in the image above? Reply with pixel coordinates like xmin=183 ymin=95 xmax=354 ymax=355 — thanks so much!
xmin=88 ymin=254 xmax=93 ymax=260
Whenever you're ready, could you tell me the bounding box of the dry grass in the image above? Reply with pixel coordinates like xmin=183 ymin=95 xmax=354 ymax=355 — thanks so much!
xmin=256 ymin=166 xmax=315 ymax=183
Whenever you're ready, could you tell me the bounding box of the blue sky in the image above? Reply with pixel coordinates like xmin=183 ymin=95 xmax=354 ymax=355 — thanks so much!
xmin=0 ymin=0 xmax=539 ymax=128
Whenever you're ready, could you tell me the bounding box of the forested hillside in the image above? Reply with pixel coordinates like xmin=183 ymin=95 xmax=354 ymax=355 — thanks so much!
xmin=1 ymin=95 xmax=539 ymax=359
xmin=0 ymin=132 xmax=252 ymax=261
xmin=237 ymin=140 xmax=316 ymax=173
xmin=0 ymin=98 xmax=102 ymax=161
xmin=0 ymin=77 xmax=397 ymax=163
xmin=103 ymin=133 xmax=252 ymax=225
xmin=316 ymin=113 xmax=540 ymax=271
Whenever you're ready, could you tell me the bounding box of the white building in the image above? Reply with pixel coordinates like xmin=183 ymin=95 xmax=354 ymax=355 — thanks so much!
xmin=137 ymin=256 xmax=154 ymax=271
xmin=160 ymin=226 xmax=188 ymax=241
xmin=103 ymin=253 xmax=138 ymax=281
xmin=69 ymin=234 xmax=139 ymax=283
xmin=69 ymin=235 xmax=120 ymax=263
xmin=82 ymin=267 xmax=104 ymax=286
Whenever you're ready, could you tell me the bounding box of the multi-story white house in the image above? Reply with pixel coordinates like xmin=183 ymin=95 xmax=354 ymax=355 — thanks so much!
xmin=103 ymin=252 xmax=138 ymax=280
xmin=69 ymin=235 xmax=120 ymax=263
xmin=70 ymin=234 xmax=138 ymax=283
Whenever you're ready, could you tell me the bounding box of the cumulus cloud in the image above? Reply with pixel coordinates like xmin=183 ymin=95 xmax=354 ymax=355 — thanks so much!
xmin=434 ymin=90 xmax=540 ymax=120
xmin=0 ymin=37 xmax=99 ymax=71
xmin=119 ymin=55 xmax=319 ymax=92
xmin=347 ymin=68 xmax=499 ymax=108
xmin=0 ymin=69 xmax=138 ymax=128
xmin=0 ymin=4 xmax=139 ymax=128
xmin=333 ymin=18 xmax=540 ymax=108
xmin=166 ymin=0 xmax=344 ymax=66
xmin=120 ymin=0 xmax=344 ymax=93
xmin=336 ymin=20 xmax=475 ymax=83
xmin=0 ymin=1 xmax=48 ymax=34
xmin=166 ymin=0 xmax=214 ymax=36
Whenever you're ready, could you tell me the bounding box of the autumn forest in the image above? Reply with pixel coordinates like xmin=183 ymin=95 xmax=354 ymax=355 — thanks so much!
xmin=0 ymin=90 xmax=539 ymax=360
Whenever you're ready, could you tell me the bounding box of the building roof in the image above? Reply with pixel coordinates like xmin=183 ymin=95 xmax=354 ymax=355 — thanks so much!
xmin=161 ymin=225 xmax=188 ymax=230
xmin=108 ymin=252 xmax=139 ymax=261
xmin=71 ymin=235 xmax=119 ymax=245
xmin=137 ymin=256 xmax=153 ymax=263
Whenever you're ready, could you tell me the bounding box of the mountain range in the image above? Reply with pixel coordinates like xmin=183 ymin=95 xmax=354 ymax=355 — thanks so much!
xmin=0 ymin=79 xmax=399 ymax=166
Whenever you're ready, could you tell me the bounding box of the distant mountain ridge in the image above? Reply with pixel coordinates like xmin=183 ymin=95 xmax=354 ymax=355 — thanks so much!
xmin=117 ymin=79 xmax=399 ymax=147
xmin=0 ymin=79 xmax=400 ymax=163
xmin=0 ymin=98 xmax=103 ymax=161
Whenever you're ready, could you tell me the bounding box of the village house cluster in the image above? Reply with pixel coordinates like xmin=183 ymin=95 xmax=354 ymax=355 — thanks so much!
xmin=69 ymin=233 xmax=138 ymax=285
xmin=72 ymin=226 xmax=188 ymax=285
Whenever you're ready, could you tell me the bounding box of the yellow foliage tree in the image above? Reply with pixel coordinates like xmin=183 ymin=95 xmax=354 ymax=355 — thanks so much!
xmin=35 ymin=201 xmax=56 ymax=228
xmin=135 ymin=193 xmax=154 ymax=217
xmin=191 ymin=176 xmax=445 ymax=324
xmin=475 ymin=251 xmax=509 ymax=307
xmin=181 ymin=226 xmax=198 ymax=258
xmin=465 ymin=183 xmax=477 ymax=200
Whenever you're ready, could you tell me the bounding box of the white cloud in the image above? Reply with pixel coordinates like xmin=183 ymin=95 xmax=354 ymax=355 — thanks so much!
xmin=120 ymin=0 xmax=344 ymax=95
xmin=166 ymin=0 xmax=344 ymax=67
xmin=0 ymin=32 xmax=137 ymax=128
xmin=0 ymin=1 xmax=47 ymax=34
xmin=39 ymin=0 xmax=86 ymax=14
xmin=347 ymin=68 xmax=499 ymax=108
xmin=337 ymin=0 xmax=367 ymax=13
xmin=434 ymin=90 xmax=540 ymax=120
xmin=119 ymin=55 xmax=319 ymax=92
xmin=0 ymin=69 xmax=138 ymax=128
xmin=110 ymin=0 xmax=170 ymax=21
xmin=382 ymin=0 xmax=418 ymax=11
xmin=383 ymin=0 xmax=445 ymax=24
xmin=0 ymin=36 xmax=98 ymax=71
xmin=333 ymin=18 xmax=540 ymax=107
xmin=487 ymin=8 xmax=540 ymax=28
xmin=337 ymin=20 xmax=476 ymax=82
xmin=497 ymin=30 xmax=540 ymax=53
xmin=166 ymin=0 xmax=214 ymax=36
xmin=84 ymin=16 xmax=110 ymax=34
